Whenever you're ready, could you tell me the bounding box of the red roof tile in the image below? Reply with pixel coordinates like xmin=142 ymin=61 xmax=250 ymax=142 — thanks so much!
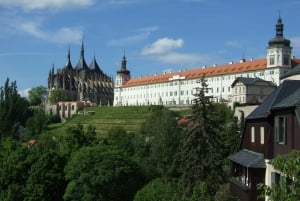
xmin=123 ymin=58 xmax=300 ymax=87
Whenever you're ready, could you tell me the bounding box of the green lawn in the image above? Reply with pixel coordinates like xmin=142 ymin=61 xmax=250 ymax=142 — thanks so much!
xmin=46 ymin=106 xmax=155 ymax=137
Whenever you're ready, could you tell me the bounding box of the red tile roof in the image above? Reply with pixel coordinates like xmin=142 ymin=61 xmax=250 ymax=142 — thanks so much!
xmin=123 ymin=58 xmax=300 ymax=87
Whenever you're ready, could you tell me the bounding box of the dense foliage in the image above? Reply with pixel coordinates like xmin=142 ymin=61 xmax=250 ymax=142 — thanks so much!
xmin=28 ymin=86 xmax=47 ymax=105
xmin=0 ymin=78 xmax=30 ymax=138
xmin=0 ymin=78 xmax=240 ymax=200
xmin=48 ymin=89 xmax=70 ymax=104
xmin=176 ymin=77 xmax=240 ymax=198
xmin=258 ymin=150 xmax=300 ymax=201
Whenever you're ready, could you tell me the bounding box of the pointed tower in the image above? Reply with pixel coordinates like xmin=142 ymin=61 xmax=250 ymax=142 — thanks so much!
xmin=114 ymin=54 xmax=131 ymax=106
xmin=267 ymin=15 xmax=292 ymax=68
xmin=64 ymin=48 xmax=73 ymax=70
xmin=75 ymin=41 xmax=89 ymax=71
xmin=115 ymin=54 xmax=131 ymax=87
xmin=89 ymin=55 xmax=103 ymax=74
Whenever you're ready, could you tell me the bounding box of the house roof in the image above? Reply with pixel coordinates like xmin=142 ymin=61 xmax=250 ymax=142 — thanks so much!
xmin=231 ymin=77 xmax=274 ymax=87
xmin=247 ymin=80 xmax=300 ymax=120
xmin=228 ymin=149 xmax=266 ymax=168
xmin=123 ymin=58 xmax=300 ymax=87
xmin=280 ymin=64 xmax=300 ymax=79
xmin=271 ymin=86 xmax=300 ymax=110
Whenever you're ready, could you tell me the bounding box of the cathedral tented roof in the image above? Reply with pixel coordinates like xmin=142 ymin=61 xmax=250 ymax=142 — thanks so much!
xmin=63 ymin=48 xmax=73 ymax=70
xmin=89 ymin=57 xmax=103 ymax=74
xmin=75 ymin=42 xmax=89 ymax=71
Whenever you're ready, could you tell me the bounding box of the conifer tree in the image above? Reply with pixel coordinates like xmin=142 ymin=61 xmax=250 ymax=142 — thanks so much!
xmin=177 ymin=76 xmax=237 ymax=197
xmin=0 ymin=78 xmax=29 ymax=138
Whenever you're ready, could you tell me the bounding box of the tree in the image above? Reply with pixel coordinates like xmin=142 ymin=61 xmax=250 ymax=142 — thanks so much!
xmin=134 ymin=108 xmax=183 ymax=179
xmin=28 ymin=86 xmax=47 ymax=105
xmin=0 ymin=135 xmax=67 ymax=201
xmin=106 ymin=126 xmax=135 ymax=155
xmin=24 ymin=140 xmax=67 ymax=201
xmin=0 ymin=78 xmax=30 ymax=138
xmin=60 ymin=123 xmax=97 ymax=156
xmin=26 ymin=108 xmax=48 ymax=138
xmin=176 ymin=76 xmax=238 ymax=197
xmin=0 ymin=137 xmax=30 ymax=200
xmin=134 ymin=178 xmax=184 ymax=201
xmin=64 ymin=145 xmax=143 ymax=201
xmin=48 ymin=89 xmax=69 ymax=104
xmin=258 ymin=150 xmax=300 ymax=201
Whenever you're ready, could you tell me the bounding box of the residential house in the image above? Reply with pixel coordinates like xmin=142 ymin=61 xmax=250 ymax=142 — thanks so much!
xmin=231 ymin=77 xmax=276 ymax=106
xmin=229 ymin=79 xmax=300 ymax=201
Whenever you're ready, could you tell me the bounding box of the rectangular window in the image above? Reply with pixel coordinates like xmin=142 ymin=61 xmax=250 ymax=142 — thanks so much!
xmin=251 ymin=126 xmax=255 ymax=143
xmin=271 ymin=172 xmax=281 ymax=186
xmin=260 ymin=127 xmax=265 ymax=144
xmin=275 ymin=116 xmax=287 ymax=144
xmin=270 ymin=55 xmax=275 ymax=65
xmin=283 ymin=55 xmax=289 ymax=65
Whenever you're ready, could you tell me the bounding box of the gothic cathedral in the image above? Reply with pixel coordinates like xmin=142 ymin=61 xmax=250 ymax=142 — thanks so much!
xmin=47 ymin=42 xmax=114 ymax=105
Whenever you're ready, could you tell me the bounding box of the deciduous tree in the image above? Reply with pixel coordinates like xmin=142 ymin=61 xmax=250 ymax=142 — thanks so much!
xmin=28 ymin=86 xmax=47 ymax=105
xmin=134 ymin=108 xmax=183 ymax=179
xmin=258 ymin=150 xmax=300 ymax=201
xmin=64 ymin=145 xmax=143 ymax=201
xmin=48 ymin=89 xmax=69 ymax=104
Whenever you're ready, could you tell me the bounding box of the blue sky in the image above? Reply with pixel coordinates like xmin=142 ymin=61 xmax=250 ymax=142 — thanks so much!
xmin=0 ymin=0 xmax=300 ymax=95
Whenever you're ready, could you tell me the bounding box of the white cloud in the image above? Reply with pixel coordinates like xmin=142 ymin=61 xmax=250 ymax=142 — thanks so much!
xmin=142 ymin=37 xmax=184 ymax=55
xmin=17 ymin=20 xmax=82 ymax=44
xmin=108 ymin=26 xmax=158 ymax=46
xmin=141 ymin=37 xmax=212 ymax=66
xmin=18 ymin=88 xmax=31 ymax=98
xmin=0 ymin=0 xmax=95 ymax=11
xmin=157 ymin=52 xmax=210 ymax=64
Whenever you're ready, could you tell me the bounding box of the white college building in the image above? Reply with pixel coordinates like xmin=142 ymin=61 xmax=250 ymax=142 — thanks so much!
xmin=114 ymin=16 xmax=300 ymax=106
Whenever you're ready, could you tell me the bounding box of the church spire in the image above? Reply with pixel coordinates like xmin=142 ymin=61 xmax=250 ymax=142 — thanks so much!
xmin=80 ymin=40 xmax=84 ymax=57
xmin=275 ymin=14 xmax=283 ymax=37
xmin=121 ymin=53 xmax=127 ymax=70
xmin=75 ymin=40 xmax=89 ymax=71
xmin=64 ymin=47 xmax=73 ymax=70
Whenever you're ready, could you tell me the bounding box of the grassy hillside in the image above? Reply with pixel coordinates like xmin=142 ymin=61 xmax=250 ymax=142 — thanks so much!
xmin=47 ymin=106 xmax=156 ymax=137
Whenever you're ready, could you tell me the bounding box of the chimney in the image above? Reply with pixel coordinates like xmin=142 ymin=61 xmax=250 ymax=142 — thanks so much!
xmin=239 ymin=58 xmax=246 ymax=63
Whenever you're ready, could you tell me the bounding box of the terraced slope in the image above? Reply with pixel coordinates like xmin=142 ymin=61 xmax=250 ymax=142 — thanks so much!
xmin=48 ymin=106 xmax=153 ymax=137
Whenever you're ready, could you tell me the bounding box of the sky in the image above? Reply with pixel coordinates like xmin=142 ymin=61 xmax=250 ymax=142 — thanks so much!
xmin=0 ymin=0 xmax=300 ymax=96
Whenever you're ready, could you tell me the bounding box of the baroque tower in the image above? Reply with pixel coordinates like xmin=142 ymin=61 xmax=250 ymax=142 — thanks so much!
xmin=114 ymin=55 xmax=131 ymax=105
xmin=267 ymin=15 xmax=292 ymax=68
